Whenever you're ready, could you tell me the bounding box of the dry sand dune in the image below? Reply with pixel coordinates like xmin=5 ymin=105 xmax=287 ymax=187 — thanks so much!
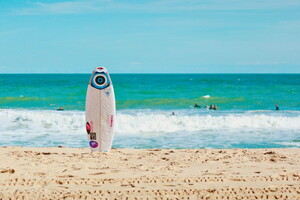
xmin=0 ymin=147 xmax=299 ymax=199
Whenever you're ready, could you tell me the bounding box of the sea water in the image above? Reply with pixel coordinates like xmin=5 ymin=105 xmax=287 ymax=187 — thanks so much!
xmin=0 ymin=74 xmax=299 ymax=149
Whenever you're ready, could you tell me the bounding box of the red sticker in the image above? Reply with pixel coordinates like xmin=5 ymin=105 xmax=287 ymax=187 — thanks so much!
xmin=86 ymin=122 xmax=91 ymax=134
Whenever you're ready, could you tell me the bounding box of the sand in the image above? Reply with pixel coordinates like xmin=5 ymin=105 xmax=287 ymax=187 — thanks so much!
xmin=0 ymin=147 xmax=299 ymax=200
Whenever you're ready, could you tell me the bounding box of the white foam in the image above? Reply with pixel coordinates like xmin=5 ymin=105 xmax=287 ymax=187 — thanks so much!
xmin=202 ymin=95 xmax=211 ymax=98
xmin=0 ymin=109 xmax=85 ymax=135
xmin=115 ymin=111 xmax=300 ymax=135
xmin=1 ymin=109 xmax=300 ymax=136
xmin=0 ymin=109 xmax=300 ymax=148
xmin=274 ymin=142 xmax=300 ymax=147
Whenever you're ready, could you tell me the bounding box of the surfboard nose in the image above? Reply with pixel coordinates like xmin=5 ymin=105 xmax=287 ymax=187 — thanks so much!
xmin=95 ymin=66 xmax=108 ymax=73
xmin=89 ymin=67 xmax=112 ymax=90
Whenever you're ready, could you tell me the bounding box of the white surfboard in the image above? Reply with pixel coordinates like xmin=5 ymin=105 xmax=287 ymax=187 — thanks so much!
xmin=85 ymin=67 xmax=116 ymax=152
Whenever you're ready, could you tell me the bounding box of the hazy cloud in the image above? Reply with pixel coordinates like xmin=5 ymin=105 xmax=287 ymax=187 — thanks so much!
xmin=8 ymin=0 xmax=300 ymax=15
xmin=0 ymin=28 xmax=30 ymax=36
xmin=237 ymin=61 xmax=283 ymax=66
xmin=130 ymin=62 xmax=142 ymax=65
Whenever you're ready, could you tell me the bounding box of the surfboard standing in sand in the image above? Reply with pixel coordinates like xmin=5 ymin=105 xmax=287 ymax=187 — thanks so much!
xmin=85 ymin=67 xmax=116 ymax=152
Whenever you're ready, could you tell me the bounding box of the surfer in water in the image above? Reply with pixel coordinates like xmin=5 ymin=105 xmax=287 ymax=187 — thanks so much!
xmin=57 ymin=106 xmax=64 ymax=111
xmin=275 ymin=104 xmax=279 ymax=110
xmin=209 ymin=105 xmax=218 ymax=110
xmin=194 ymin=103 xmax=200 ymax=108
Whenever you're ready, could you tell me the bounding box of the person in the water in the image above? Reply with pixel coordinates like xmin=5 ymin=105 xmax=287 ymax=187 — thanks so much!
xmin=57 ymin=106 xmax=64 ymax=111
xmin=194 ymin=103 xmax=200 ymax=108
xmin=275 ymin=104 xmax=279 ymax=110
xmin=209 ymin=104 xmax=218 ymax=110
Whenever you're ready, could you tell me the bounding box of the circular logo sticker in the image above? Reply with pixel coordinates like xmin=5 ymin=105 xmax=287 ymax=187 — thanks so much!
xmin=89 ymin=141 xmax=98 ymax=148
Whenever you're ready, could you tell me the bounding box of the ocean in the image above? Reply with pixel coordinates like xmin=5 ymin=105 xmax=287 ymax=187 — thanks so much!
xmin=0 ymin=73 xmax=299 ymax=149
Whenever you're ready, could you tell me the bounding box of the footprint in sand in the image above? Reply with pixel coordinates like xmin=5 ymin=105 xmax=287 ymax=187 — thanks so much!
xmin=0 ymin=169 xmax=15 ymax=174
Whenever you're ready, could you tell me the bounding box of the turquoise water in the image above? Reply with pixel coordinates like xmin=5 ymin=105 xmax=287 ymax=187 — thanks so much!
xmin=0 ymin=74 xmax=299 ymax=110
xmin=0 ymin=73 xmax=299 ymax=148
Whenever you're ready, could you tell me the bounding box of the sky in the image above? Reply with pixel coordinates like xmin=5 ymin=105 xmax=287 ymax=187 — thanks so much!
xmin=0 ymin=0 xmax=300 ymax=73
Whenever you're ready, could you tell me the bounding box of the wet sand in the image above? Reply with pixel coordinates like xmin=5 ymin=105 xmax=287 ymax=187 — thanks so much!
xmin=0 ymin=147 xmax=299 ymax=199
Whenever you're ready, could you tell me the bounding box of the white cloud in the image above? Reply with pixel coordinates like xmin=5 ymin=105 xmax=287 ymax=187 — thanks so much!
xmin=11 ymin=1 xmax=103 ymax=15
xmin=8 ymin=0 xmax=300 ymax=15
xmin=237 ymin=61 xmax=285 ymax=66
xmin=0 ymin=65 xmax=8 ymax=71
xmin=0 ymin=28 xmax=30 ymax=36
xmin=130 ymin=62 xmax=142 ymax=65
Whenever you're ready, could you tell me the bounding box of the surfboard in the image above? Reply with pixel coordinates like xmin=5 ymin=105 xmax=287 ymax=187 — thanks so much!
xmin=85 ymin=67 xmax=116 ymax=152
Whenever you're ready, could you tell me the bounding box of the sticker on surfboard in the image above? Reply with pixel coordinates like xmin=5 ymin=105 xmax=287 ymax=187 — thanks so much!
xmin=85 ymin=67 xmax=116 ymax=152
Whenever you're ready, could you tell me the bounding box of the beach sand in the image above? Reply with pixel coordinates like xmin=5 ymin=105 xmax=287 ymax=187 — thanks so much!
xmin=0 ymin=147 xmax=299 ymax=199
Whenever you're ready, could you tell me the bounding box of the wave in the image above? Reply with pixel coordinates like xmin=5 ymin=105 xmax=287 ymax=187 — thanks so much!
xmin=0 ymin=109 xmax=84 ymax=135
xmin=1 ymin=109 xmax=299 ymax=148
xmin=274 ymin=142 xmax=300 ymax=147
xmin=117 ymin=111 xmax=300 ymax=134
xmin=1 ymin=109 xmax=300 ymax=136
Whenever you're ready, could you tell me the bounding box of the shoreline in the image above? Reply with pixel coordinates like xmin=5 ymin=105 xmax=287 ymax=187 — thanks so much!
xmin=0 ymin=147 xmax=299 ymax=199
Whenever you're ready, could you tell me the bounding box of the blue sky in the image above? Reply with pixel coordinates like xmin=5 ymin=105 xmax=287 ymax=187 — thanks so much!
xmin=0 ymin=0 xmax=300 ymax=73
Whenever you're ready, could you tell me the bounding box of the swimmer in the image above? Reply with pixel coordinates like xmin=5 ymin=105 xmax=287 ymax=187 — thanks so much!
xmin=194 ymin=103 xmax=200 ymax=108
xmin=171 ymin=112 xmax=175 ymax=116
xmin=275 ymin=104 xmax=279 ymax=110
xmin=57 ymin=106 xmax=64 ymax=111
xmin=213 ymin=105 xmax=218 ymax=110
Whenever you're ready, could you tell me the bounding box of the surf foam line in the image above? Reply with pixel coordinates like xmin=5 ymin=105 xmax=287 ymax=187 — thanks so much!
xmin=0 ymin=109 xmax=84 ymax=135
xmin=117 ymin=111 xmax=300 ymax=134
xmin=1 ymin=109 xmax=300 ymax=136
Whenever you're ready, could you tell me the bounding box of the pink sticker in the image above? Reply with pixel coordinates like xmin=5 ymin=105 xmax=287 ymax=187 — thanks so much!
xmin=110 ymin=115 xmax=113 ymax=127
xmin=86 ymin=122 xmax=91 ymax=134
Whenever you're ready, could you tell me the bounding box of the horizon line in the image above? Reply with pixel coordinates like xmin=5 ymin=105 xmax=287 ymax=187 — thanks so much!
xmin=0 ymin=72 xmax=299 ymax=75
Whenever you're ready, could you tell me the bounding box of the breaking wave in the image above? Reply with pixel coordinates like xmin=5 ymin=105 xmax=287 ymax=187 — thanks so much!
xmin=0 ymin=109 xmax=299 ymax=148
xmin=1 ymin=109 xmax=300 ymax=134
